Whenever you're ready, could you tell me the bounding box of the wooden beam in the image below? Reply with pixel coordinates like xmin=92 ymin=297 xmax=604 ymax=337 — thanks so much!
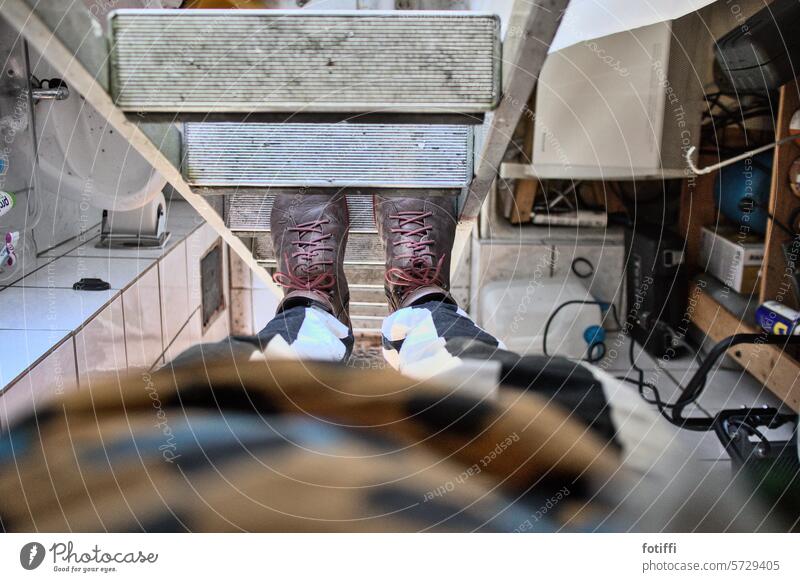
xmin=761 ymin=81 xmax=800 ymax=307
xmin=509 ymin=179 xmax=538 ymax=224
xmin=690 ymin=283 xmax=800 ymax=412
xmin=509 ymin=93 xmax=537 ymax=224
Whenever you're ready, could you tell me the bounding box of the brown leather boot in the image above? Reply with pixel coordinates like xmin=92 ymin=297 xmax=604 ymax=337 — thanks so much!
xmin=374 ymin=195 xmax=458 ymax=312
xmin=271 ymin=193 xmax=350 ymax=327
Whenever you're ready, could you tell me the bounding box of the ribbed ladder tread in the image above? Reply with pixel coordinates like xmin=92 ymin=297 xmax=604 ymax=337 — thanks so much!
xmin=109 ymin=10 xmax=501 ymax=113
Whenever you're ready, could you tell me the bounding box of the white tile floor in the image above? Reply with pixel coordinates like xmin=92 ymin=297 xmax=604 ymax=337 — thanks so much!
xmin=13 ymin=255 xmax=152 ymax=290
xmin=37 ymin=225 xmax=103 ymax=259
xmin=0 ymin=202 xmax=204 ymax=380
xmin=0 ymin=329 xmax=70 ymax=387
xmin=0 ymin=287 xmax=116 ymax=331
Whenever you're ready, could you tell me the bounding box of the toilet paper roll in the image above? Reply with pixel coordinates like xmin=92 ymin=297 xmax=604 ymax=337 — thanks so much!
xmin=106 ymin=192 xmax=165 ymax=235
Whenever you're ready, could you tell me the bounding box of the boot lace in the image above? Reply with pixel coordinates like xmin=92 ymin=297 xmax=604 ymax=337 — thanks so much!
xmin=273 ymin=219 xmax=336 ymax=292
xmin=385 ymin=210 xmax=446 ymax=289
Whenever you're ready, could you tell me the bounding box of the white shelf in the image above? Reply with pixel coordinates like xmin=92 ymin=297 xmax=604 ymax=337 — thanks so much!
xmin=500 ymin=162 xmax=689 ymax=181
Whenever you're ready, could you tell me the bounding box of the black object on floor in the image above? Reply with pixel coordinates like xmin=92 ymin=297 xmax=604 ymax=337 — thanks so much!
xmin=72 ymin=277 xmax=110 ymax=291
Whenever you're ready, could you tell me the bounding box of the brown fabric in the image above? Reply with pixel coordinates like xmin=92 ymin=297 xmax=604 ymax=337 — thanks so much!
xmin=0 ymin=359 xmax=625 ymax=532
xmin=0 ymin=355 xmax=780 ymax=531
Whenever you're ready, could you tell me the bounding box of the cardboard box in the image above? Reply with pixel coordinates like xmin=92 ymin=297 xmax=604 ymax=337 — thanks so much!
xmin=700 ymin=226 xmax=764 ymax=294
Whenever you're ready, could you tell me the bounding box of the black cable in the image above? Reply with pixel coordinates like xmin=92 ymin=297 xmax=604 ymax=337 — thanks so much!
xmin=541 ymin=258 xmax=682 ymax=409
xmin=766 ymin=209 xmax=796 ymax=238
xmin=571 ymin=257 xmax=594 ymax=279
xmin=614 ymin=336 xmax=676 ymax=423
xmin=586 ymin=341 xmax=606 ymax=362
xmin=542 ymin=301 xmax=595 ymax=359
xmin=671 ymin=334 xmax=800 ymax=430
xmin=542 ymin=299 xmax=621 ymax=362
xmin=736 ymin=197 xmax=795 ymax=238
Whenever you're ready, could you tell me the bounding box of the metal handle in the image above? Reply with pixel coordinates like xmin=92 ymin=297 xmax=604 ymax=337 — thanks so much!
xmin=685 ymin=134 xmax=800 ymax=176
xmin=30 ymin=78 xmax=69 ymax=102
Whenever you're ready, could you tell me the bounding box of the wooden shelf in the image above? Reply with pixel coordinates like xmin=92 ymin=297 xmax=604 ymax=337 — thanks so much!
xmin=690 ymin=282 xmax=800 ymax=412
xmin=683 ymin=80 xmax=800 ymax=411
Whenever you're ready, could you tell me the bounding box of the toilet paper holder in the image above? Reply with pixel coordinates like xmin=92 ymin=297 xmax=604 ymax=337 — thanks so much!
xmin=96 ymin=194 xmax=171 ymax=249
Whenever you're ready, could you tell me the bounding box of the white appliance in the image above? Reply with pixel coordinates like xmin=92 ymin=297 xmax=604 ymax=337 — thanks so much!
xmin=530 ymin=13 xmax=708 ymax=180
xmin=31 ymin=0 xmax=172 ymax=213
xmin=479 ymin=277 xmax=604 ymax=360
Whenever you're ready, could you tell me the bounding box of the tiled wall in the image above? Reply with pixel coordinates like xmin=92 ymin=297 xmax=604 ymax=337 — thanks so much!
xmin=0 ymin=203 xmax=245 ymax=429
xmin=229 ymin=252 xmax=280 ymax=336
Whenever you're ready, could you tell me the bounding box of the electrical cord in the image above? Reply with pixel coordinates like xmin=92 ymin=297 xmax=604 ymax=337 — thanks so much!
xmin=541 ymin=257 xmax=628 ymax=363
xmin=615 ymin=336 xmax=682 ymax=423
xmin=571 ymin=257 xmax=594 ymax=279
xmin=542 ymin=296 xmax=719 ymax=425
xmin=766 ymin=209 xmax=797 ymax=238
xmin=623 ymin=332 xmax=789 ymax=434
xmin=543 ymin=300 xmax=607 ymax=363
xmin=700 ymin=90 xmax=775 ymax=158
xmin=542 ymin=298 xmax=622 ymax=363
xmin=540 ymin=257 xmax=689 ymax=420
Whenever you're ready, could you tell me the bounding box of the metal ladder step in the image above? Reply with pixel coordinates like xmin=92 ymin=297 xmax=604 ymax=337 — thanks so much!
xmin=349 ymin=314 xmax=384 ymax=330
xmin=223 ymin=191 xmax=378 ymax=233
xmin=352 ymin=329 xmax=383 ymax=343
xmin=109 ymin=10 xmax=501 ymax=113
xmin=258 ymin=261 xmax=384 ymax=287
xmin=347 ymin=341 xmax=386 ymax=367
xmin=226 ymin=192 xmax=385 ymax=274
xmin=349 ymin=284 xmax=386 ymax=304
xmin=183 ymin=122 xmax=474 ymax=189
xmin=254 ymin=232 xmax=383 ymax=265
xmin=349 ymin=301 xmax=389 ymax=318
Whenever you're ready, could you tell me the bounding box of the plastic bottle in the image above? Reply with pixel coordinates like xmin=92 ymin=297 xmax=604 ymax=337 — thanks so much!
xmin=755 ymin=301 xmax=800 ymax=335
